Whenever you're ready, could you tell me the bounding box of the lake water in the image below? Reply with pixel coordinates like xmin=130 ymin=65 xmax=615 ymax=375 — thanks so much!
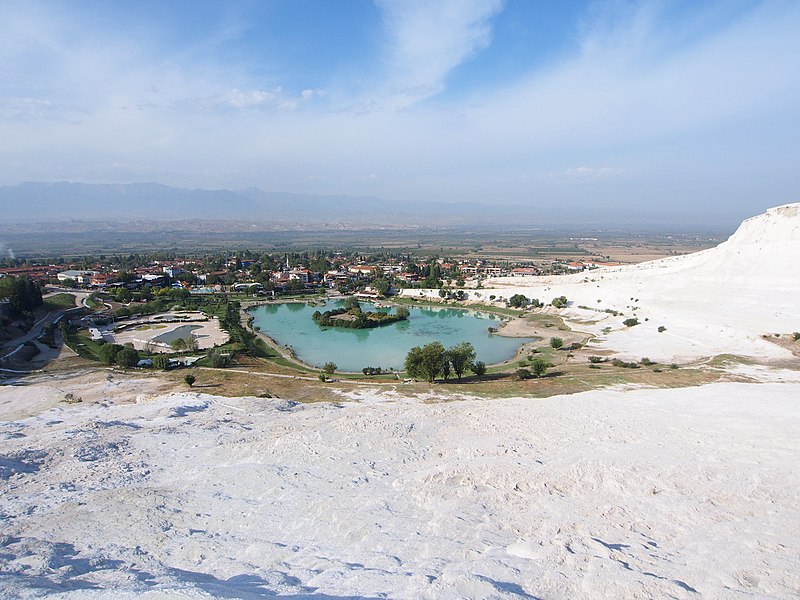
xmin=152 ymin=324 xmax=203 ymax=344
xmin=248 ymin=300 xmax=533 ymax=372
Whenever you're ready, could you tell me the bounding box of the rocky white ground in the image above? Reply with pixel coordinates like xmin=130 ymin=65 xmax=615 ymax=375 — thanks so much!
xmin=403 ymin=204 xmax=800 ymax=364
xmin=1 ymin=382 xmax=799 ymax=599
xmin=1 ymin=204 xmax=799 ymax=598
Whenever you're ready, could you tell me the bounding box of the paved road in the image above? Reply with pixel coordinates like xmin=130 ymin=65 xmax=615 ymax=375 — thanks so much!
xmin=0 ymin=291 xmax=89 ymax=363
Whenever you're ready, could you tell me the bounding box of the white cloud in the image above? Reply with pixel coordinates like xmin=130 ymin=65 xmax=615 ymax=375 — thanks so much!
xmin=565 ymin=166 xmax=625 ymax=179
xmin=226 ymin=87 xmax=323 ymax=110
xmin=375 ymin=0 xmax=504 ymax=106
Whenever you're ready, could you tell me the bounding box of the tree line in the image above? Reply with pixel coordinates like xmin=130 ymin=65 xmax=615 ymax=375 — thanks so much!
xmin=0 ymin=276 xmax=44 ymax=316
xmin=404 ymin=341 xmax=486 ymax=383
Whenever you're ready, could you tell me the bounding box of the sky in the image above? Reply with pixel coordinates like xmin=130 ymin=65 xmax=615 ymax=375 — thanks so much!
xmin=1 ymin=0 xmax=799 ymax=222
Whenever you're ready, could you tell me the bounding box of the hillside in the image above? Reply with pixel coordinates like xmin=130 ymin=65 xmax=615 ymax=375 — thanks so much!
xmin=462 ymin=203 xmax=800 ymax=362
xmin=0 ymin=181 xmax=742 ymax=228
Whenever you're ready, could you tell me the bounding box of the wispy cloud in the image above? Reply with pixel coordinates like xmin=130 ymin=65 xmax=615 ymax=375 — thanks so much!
xmin=226 ymin=87 xmax=323 ymax=110
xmin=0 ymin=0 xmax=798 ymax=220
xmin=375 ymin=0 xmax=504 ymax=106
xmin=565 ymin=166 xmax=625 ymax=179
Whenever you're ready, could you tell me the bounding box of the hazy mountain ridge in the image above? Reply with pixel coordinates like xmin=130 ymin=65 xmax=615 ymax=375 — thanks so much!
xmin=0 ymin=182 xmax=727 ymax=229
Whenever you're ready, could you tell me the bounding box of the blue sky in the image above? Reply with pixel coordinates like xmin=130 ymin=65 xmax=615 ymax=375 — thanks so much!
xmin=1 ymin=0 xmax=798 ymax=221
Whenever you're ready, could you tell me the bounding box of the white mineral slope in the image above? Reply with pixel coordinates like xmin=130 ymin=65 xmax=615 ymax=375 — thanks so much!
xmin=403 ymin=203 xmax=800 ymax=363
xmin=2 ymin=384 xmax=799 ymax=598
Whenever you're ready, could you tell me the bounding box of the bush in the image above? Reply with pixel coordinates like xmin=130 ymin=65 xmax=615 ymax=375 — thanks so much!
xmin=588 ymin=355 xmax=604 ymax=363
xmin=471 ymin=361 xmax=487 ymax=379
xmin=670 ymin=363 xmax=679 ymax=369
xmin=508 ymin=294 xmax=529 ymax=308
xmin=530 ymin=357 xmax=550 ymax=377
xmin=323 ymin=362 xmax=337 ymax=374
xmin=551 ymin=296 xmax=568 ymax=308
xmin=611 ymin=358 xmax=640 ymax=369
xmin=516 ymin=368 xmax=531 ymax=380
xmin=207 ymin=348 xmax=232 ymax=368
xmin=623 ymin=318 xmax=639 ymax=327
xmin=116 ymin=347 xmax=140 ymax=368
xmin=549 ymin=337 xmax=564 ymax=349
xmin=640 ymin=357 xmax=654 ymax=366
xmin=658 ymin=326 xmax=667 ymax=332
xmin=794 ymin=332 xmax=800 ymax=341
xmin=588 ymin=363 xmax=600 ymax=369
xmin=319 ymin=373 xmax=327 ymax=382
xmin=184 ymin=374 xmax=196 ymax=387
xmin=98 ymin=343 xmax=124 ymax=365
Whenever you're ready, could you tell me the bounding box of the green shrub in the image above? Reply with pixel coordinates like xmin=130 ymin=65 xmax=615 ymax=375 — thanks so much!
xmin=588 ymin=355 xmax=604 ymax=363
xmin=549 ymin=337 xmax=564 ymax=349
xmin=116 ymin=347 xmax=140 ymax=368
xmin=658 ymin=326 xmax=667 ymax=332
xmin=471 ymin=361 xmax=487 ymax=379
xmin=184 ymin=374 xmax=196 ymax=387
xmin=623 ymin=318 xmax=639 ymax=327
xmin=530 ymin=358 xmax=550 ymax=378
xmin=516 ymin=368 xmax=531 ymax=380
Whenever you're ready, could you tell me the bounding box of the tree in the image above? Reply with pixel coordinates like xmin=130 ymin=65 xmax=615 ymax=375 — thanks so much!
xmin=516 ymin=368 xmax=531 ymax=380
xmin=549 ymin=337 xmax=564 ymax=349
xmin=508 ymin=294 xmax=529 ymax=308
xmin=471 ymin=360 xmax=487 ymax=380
xmin=447 ymin=342 xmax=476 ymax=380
xmin=441 ymin=359 xmax=451 ymax=380
xmin=285 ymin=278 xmax=305 ymax=292
xmin=396 ymin=306 xmax=410 ymax=319
xmin=323 ymin=362 xmax=337 ymax=374
xmin=98 ymin=343 xmax=123 ymax=365
xmin=343 ymin=296 xmax=361 ymax=311
xmin=405 ymin=341 xmax=446 ymax=382
xmin=116 ymin=347 xmax=140 ymax=368
xmin=551 ymin=296 xmax=568 ymax=308
xmin=623 ymin=318 xmax=640 ymax=327
xmin=373 ymin=278 xmax=390 ymax=297
xmin=207 ymin=348 xmax=232 ymax=368
xmin=184 ymin=374 xmax=196 ymax=387
xmin=530 ymin=357 xmax=550 ymax=378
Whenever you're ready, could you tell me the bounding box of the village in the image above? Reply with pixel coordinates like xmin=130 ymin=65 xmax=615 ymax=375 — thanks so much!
xmin=0 ymin=249 xmax=624 ymax=304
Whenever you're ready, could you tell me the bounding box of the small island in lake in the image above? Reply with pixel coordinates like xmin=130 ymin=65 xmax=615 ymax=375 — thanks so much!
xmin=312 ymin=300 xmax=410 ymax=329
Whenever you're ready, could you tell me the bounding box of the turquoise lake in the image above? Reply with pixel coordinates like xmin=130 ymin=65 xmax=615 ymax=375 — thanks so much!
xmin=248 ymin=300 xmax=533 ymax=372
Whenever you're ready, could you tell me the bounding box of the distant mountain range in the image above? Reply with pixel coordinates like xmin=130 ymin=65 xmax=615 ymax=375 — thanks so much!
xmin=0 ymin=181 xmax=728 ymax=230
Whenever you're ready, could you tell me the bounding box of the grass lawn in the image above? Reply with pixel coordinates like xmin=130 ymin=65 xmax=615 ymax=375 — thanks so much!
xmin=43 ymin=293 xmax=77 ymax=311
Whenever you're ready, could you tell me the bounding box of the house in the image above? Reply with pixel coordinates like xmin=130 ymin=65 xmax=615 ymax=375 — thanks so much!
xmin=57 ymin=270 xmax=96 ymax=285
xmin=511 ymin=267 xmax=538 ymax=277
xmin=288 ymin=268 xmax=312 ymax=284
xmin=233 ymin=282 xmax=264 ymax=293
xmin=163 ymin=266 xmax=183 ymax=278
xmin=348 ymin=265 xmax=378 ymax=277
